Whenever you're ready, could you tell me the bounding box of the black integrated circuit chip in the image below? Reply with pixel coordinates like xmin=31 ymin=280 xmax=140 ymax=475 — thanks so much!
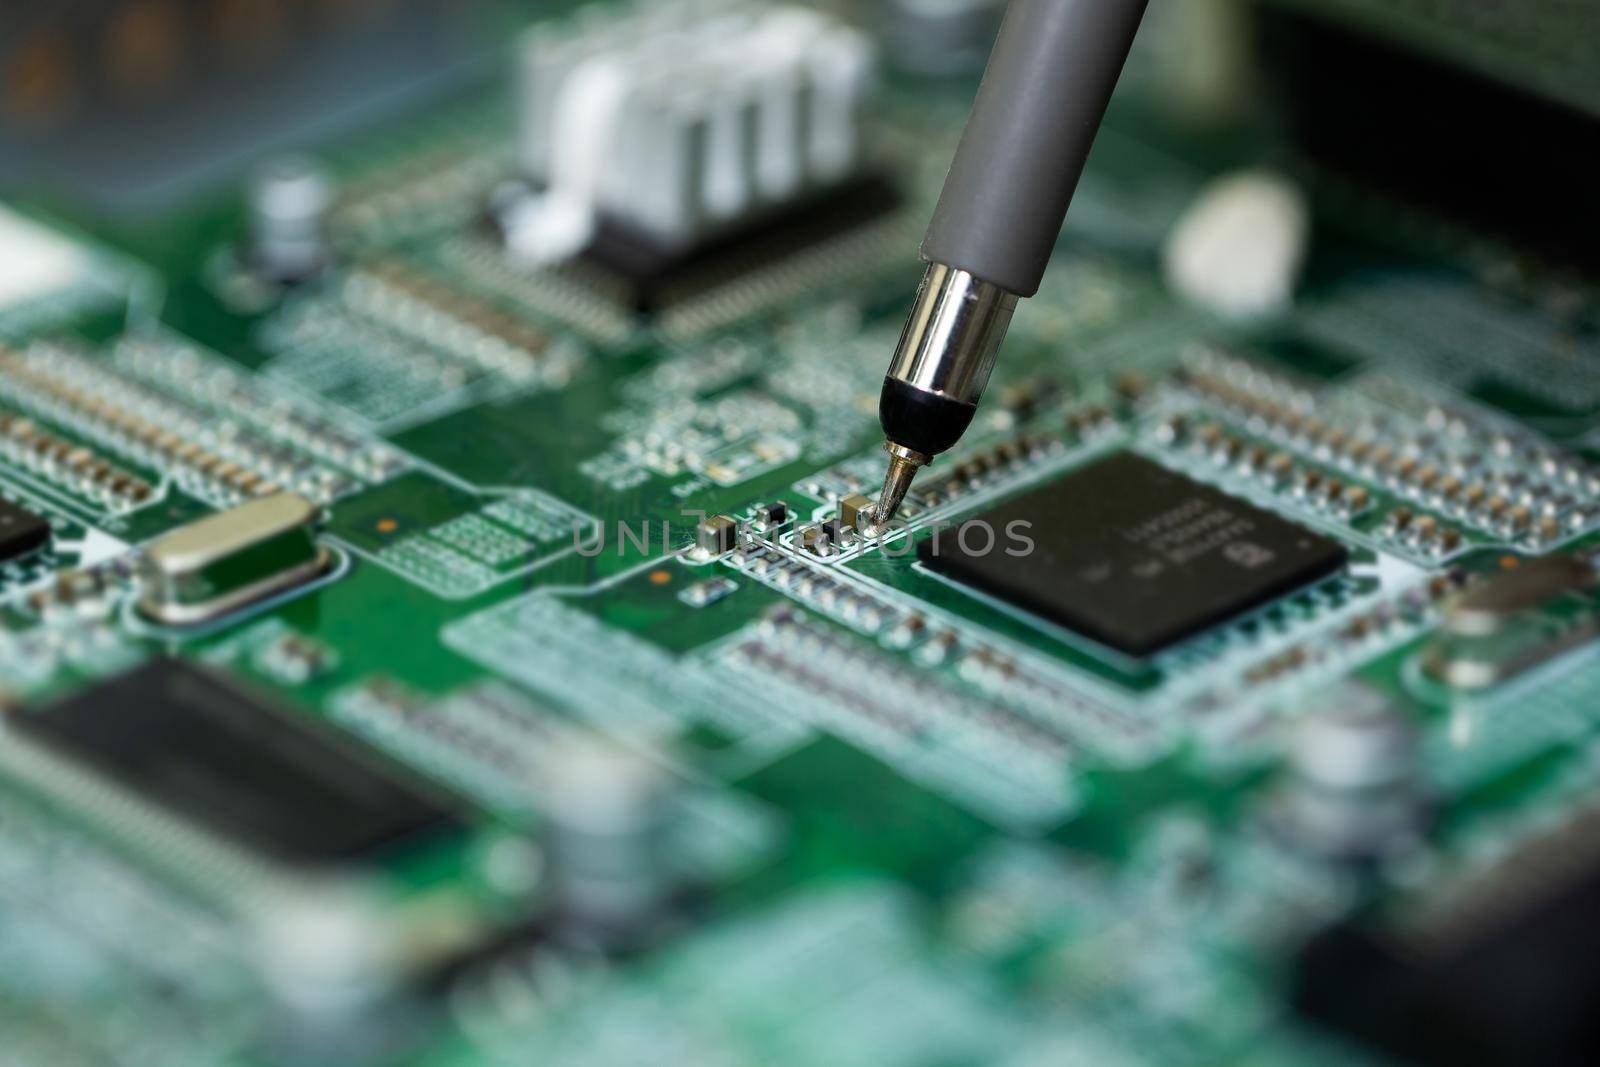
xmin=919 ymin=452 xmax=1347 ymax=656
xmin=1293 ymin=806 xmax=1600 ymax=1066
xmin=13 ymin=659 xmax=462 ymax=864
xmin=577 ymin=174 xmax=902 ymax=311
xmin=0 ymin=497 xmax=50 ymax=562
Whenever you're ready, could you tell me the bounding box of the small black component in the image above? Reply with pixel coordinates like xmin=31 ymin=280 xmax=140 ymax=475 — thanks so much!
xmin=820 ymin=518 xmax=846 ymax=543
xmin=760 ymin=502 xmax=789 ymax=526
xmin=879 ymin=375 xmax=978 ymax=457
xmin=919 ymin=452 xmax=1347 ymax=656
xmin=13 ymin=659 xmax=463 ymax=864
xmin=577 ymin=175 xmax=901 ymax=312
xmin=0 ymin=497 xmax=50 ymax=562
xmin=1293 ymin=807 xmax=1600 ymax=1066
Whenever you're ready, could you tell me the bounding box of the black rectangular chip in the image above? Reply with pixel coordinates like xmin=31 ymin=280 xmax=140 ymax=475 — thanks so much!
xmin=1293 ymin=804 xmax=1600 ymax=1066
xmin=13 ymin=659 xmax=462 ymax=864
xmin=0 ymin=497 xmax=50 ymax=562
xmin=919 ymin=451 xmax=1347 ymax=656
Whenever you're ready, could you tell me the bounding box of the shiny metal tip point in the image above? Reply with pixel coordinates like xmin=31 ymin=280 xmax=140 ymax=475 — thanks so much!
xmin=873 ymin=443 xmax=930 ymax=526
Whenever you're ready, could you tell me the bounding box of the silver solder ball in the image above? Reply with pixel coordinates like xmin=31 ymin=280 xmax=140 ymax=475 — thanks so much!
xmin=249 ymin=155 xmax=335 ymax=283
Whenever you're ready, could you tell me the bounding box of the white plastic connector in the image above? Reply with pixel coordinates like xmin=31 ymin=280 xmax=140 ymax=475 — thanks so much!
xmin=1162 ymin=169 xmax=1310 ymax=321
xmin=508 ymin=1 xmax=876 ymax=264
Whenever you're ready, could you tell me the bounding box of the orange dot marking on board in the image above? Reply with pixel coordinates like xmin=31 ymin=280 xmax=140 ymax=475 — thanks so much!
xmin=376 ymin=518 xmax=399 ymax=534
xmin=649 ymin=569 xmax=672 ymax=585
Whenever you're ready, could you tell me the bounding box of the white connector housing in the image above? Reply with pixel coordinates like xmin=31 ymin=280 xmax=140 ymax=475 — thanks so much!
xmin=508 ymin=0 xmax=876 ymax=264
xmin=1162 ymin=169 xmax=1310 ymax=321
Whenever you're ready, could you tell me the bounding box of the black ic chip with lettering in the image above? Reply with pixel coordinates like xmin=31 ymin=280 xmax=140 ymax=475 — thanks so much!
xmin=0 ymin=497 xmax=50 ymax=562
xmin=13 ymin=659 xmax=464 ymax=865
xmin=919 ymin=452 xmax=1347 ymax=656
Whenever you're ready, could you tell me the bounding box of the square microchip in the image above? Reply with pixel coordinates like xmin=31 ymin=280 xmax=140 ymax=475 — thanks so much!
xmin=0 ymin=497 xmax=50 ymax=562
xmin=12 ymin=659 xmax=463 ymax=865
xmin=919 ymin=452 xmax=1347 ymax=656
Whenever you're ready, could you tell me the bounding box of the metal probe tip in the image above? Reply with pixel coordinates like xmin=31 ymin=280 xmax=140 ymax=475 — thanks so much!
xmin=873 ymin=443 xmax=930 ymax=527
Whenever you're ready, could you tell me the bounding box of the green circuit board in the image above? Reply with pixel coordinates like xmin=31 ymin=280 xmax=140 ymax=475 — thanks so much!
xmin=3 ymin=3 xmax=1600 ymax=1066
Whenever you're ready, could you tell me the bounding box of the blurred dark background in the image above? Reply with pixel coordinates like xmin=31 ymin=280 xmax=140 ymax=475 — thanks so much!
xmin=3 ymin=0 xmax=1596 ymax=269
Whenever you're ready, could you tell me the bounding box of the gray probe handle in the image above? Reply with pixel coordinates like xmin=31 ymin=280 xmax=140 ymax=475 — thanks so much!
xmin=920 ymin=0 xmax=1150 ymax=298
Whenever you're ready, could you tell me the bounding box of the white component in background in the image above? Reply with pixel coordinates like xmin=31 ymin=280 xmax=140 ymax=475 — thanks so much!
xmin=752 ymin=60 xmax=807 ymax=200
xmin=702 ymin=87 xmax=758 ymax=223
xmin=799 ymin=17 xmax=875 ymax=183
xmin=0 ymin=205 xmax=93 ymax=312
xmin=501 ymin=56 xmax=635 ymax=264
xmin=66 ymin=528 xmax=133 ymax=570
xmin=1161 ymin=170 xmax=1310 ymax=320
xmin=248 ymin=156 xmax=335 ymax=281
xmin=623 ymin=88 xmax=710 ymax=246
xmin=510 ymin=1 xmax=876 ymax=261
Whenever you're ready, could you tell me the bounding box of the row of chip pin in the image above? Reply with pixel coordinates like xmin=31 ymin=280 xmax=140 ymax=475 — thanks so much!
xmin=728 ymin=544 xmax=896 ymax=633
xmin=341 ymin=261 xmax=551 ymax=383
xmin=1231 ymin=569 xmax=1469 ymax=692
xmin=115 ymin=338 xmax=408 ymax=485
xmin=1172 ymin=346 xmax=1599 ymax=546
xmin=1378 ymin=508 xmax=1466 ymax=558
xmin=0 ymin=410 xmax=152 ymax=510
xmin=910 ymin=429 xmax=1061 ymax=509
xmin=0 ymin=345 xmax=350 ymax=506
xmin=1172 ymin=417 xmax=1375 ymax=521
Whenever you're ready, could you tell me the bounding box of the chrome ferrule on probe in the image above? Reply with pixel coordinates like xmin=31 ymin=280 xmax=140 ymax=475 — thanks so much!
xmin=875 ymin=0 xmax=1151 ymax=524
